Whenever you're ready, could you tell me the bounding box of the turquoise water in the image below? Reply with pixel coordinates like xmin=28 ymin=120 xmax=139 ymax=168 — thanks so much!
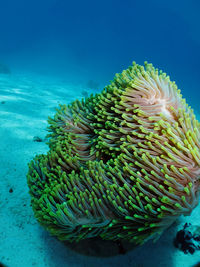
xmin=0 ymin=1 xmax=200 ymax=267
xmin=0 ymin=0 xmax=200 ymax=108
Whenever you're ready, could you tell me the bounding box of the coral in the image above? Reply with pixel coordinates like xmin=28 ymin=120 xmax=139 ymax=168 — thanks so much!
xmin=174 ymin=223 xmax=200 ymax=254
xmin=27 ymin=62 xmax=200 ymax=245
xmin=0 ymin=62 xmax=10 ymax=74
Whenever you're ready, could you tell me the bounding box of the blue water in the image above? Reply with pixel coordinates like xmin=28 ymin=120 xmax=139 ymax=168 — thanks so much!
xmin=0 ymin=0 xmax=199 ymax=109
xmin=1 ymin=1 xmax=200 ymax=267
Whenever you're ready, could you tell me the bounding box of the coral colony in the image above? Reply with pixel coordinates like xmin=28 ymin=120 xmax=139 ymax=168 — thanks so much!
xmin=27 ymin=62 xmax=200 ymax=245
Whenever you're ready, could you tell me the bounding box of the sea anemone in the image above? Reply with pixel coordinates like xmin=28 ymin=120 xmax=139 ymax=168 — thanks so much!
xmin=27 ymin=61 xmax=200 ymax=245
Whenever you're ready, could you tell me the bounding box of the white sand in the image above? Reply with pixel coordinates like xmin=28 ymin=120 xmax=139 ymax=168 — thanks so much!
xmin=0 ymin=72 xmax=200 ymax=267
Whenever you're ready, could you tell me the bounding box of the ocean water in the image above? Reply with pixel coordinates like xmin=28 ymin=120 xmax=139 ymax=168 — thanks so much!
xmin=0 ymin=0 xmax=200 ymax=105
xmin=0 ymin=0 xmax=200 ymax=267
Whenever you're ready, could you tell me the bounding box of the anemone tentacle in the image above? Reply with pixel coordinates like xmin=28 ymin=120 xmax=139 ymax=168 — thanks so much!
xmin=27 ymin=61 xmax=200 ymax=244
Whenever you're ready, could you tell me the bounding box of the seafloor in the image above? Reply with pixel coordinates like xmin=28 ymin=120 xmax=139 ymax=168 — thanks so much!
xmin=0 ymin=72 xmax=200 ymax=267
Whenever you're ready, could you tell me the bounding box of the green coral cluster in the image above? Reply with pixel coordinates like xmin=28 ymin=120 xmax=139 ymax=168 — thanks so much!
xmin=27 ymin=62 xmax=200 ymax=245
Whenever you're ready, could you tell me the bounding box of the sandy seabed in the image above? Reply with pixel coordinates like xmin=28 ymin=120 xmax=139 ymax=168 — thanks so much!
xmin=0 ymin=72 xmax=200 ymax=267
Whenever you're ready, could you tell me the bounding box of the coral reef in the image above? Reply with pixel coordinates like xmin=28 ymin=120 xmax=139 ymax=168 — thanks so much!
xmin=174 ymin=223 xmax=200 ymax=254
xmin=0 ymin=62 xmax=10 ymax=74
xmin=27 ymin=62 xmax=200 ymax=245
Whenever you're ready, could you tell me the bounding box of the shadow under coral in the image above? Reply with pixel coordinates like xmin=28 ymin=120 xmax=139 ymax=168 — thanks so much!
xmin=63 ymin=237 xmax=136 ymax=257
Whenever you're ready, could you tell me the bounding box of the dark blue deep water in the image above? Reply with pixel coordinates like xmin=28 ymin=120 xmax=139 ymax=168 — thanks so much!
xmin=1 ymin=1 xmax=200 ymax=267
xmin=0 ymin=0 xmax=199 ymax=109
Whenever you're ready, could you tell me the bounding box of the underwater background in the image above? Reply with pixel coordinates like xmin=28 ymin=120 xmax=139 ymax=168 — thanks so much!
xmin=0 ymin=0 xmax=200 ymax=267
xmin=0 ymin=0 xmax=200 ymax=108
